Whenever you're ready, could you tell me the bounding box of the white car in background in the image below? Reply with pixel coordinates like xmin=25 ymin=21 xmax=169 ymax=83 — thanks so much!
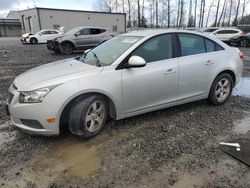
xmin=21 ymin=29 xmax=63 ymax=44
xmin=211 ymin=28 xmax=244 ymax=42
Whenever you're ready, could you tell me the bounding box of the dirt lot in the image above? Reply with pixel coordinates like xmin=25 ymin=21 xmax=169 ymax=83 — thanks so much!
xmin=0 ymin=37 xmax=250 ymax=188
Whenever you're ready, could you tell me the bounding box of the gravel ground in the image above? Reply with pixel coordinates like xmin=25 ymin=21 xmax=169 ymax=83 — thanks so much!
xmin=0 ymin=37 xmax=250 ymax=188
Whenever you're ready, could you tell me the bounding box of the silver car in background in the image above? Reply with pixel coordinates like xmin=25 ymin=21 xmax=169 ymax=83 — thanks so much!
xmin=47 ymin=26 xmax=112 ymax=54
xmin=7 ymin=30 xmax=243 ymax=138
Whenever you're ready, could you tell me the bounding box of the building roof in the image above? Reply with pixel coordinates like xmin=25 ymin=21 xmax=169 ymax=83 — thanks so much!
xmin=7 ymin=7 xmax=126 ymax=17
xmin=0 ymin=18 xmax=21 ymax=26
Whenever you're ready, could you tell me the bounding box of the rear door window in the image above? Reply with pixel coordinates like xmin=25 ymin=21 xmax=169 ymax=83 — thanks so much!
xmin=41 ymin=31 xmax=50 ymax=35
xmin=205 ymin=39 xmax=216 ymax=52
xmin=179 ymin=34 xmax=206 ymax=56
xmin=217 ymin=30 xmax=238 ymax=34
xmin=90 ymin=29 xmax=101 ymax=35
xmin=50 ymin=30 xmax=58 ymax=34
xmin=204 ymin=39 xmax=224 ymax=52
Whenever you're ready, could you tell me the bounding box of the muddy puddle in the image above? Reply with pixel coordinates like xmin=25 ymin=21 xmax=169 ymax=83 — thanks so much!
xmin=1 ymin=141 xmax=102 ymax=188
xmin=172 ymin=174 xmax=204 ymax=188
xmin=233 ymin=77 xmax=250 ymax=97
xmin=233 ymin=112 xmax=250 ymax=134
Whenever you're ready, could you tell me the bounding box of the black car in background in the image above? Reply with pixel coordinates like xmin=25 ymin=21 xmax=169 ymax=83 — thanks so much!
xmin=230 ymin=33 xmax=250 ymax=47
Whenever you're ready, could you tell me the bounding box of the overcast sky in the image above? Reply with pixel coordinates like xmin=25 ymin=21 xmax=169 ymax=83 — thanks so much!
xmin=0 ymin=0 xmax=94 ymax=17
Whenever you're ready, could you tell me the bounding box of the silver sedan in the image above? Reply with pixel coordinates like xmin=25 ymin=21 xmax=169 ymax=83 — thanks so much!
xmin=7 ymin=30 xmax=243 ymax=138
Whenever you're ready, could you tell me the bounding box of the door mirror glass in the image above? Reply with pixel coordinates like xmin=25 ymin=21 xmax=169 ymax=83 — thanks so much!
xmin=127 ymin=56 xmax=146 ymax=68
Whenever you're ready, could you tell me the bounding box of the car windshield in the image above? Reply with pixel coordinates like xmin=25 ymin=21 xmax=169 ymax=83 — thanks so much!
xmin=64 ymin=28 xmax=81 ymax=36
xmin=81 ymin=36 xmax=142 ymax=66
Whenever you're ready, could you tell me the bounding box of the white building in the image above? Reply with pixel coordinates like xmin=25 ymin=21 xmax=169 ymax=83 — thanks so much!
xmin=7 ymin=7 xmax=126 ymax=34
xmin=0 ymin=18 xmax=21 ymax=37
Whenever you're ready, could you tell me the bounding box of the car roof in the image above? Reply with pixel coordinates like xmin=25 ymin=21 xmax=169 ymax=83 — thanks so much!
xmin=121 ymin=29 xmax=208 ymax=37
xmin=215 ymin=28 xmax=242 ymax=31
xmin=75 ymin=26 xmax=107 ymax=30
xmin=39 ymin=29 xmax=58 ymax=32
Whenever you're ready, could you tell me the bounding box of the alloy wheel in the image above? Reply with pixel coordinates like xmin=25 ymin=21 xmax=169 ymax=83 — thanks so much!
xmin=215 ymin=78 xmax=231 ymax=102
xmin=85 ymin=101 xmax=105 ymax=133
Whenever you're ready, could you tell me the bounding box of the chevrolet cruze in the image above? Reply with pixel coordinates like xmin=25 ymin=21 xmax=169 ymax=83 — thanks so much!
xmin=6 ymin=30 xmax=244 ymax=138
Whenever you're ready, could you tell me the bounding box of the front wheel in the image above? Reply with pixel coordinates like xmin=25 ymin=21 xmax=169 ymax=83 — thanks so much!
xmin=62 ymin=42 xmax=73 ymax=55
xmin=208 ymin=73 xmax=233 ymax=105
xmin=69 ymin=95 xmax=108 ymax=139
xmin=240 ymin=39 xmax=249 ymax=47
xmin=30 ymin=38 xmax=38 ymax=44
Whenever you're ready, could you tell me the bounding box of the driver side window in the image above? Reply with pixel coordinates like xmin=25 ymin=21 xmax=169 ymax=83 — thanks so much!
xmin=131 ymin=34 xmax=173 ymax=63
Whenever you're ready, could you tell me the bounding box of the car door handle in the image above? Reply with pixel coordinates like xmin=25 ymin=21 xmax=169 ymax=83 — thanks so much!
xmin=205 ymin=60 xmax=213 ymax=65
xmin=164 ymin=69 xmax=176 ymax=75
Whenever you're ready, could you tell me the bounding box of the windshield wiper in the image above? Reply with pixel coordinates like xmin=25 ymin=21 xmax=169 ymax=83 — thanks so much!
xmin=92 ymin=51 xmax=101 ymax=67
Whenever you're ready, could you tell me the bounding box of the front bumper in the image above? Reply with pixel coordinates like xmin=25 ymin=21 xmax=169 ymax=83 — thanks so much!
xmin=6 ymin=84 xmax=60 ymax=136
xmin=47 ymin=40 xmax=62 ymax=53
xmin=21 ymin=37 xmax=28 ymax=44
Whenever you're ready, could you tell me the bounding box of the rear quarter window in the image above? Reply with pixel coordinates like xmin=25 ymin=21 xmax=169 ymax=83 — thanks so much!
xmin=205 ymin=39 xmax=224 ymax=52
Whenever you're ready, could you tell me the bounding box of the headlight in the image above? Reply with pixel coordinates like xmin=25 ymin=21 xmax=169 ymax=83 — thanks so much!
xmin=19 ymin=85 xmax=59 ymax=103
xmin=55 ymin=37 xmax=62 ymax=41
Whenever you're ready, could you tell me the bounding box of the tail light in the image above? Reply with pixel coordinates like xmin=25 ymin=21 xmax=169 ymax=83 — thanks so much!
xmin=239 ymin=51 xmax=244 ymax=60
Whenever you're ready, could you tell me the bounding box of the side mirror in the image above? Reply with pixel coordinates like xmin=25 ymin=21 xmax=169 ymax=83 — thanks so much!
xmin=83 ymin=49 xmax=91 ymax=57
xmin=127 ymin=56 xmax=146 ymax=68
xmin=74 ymin=32 xmax=80 ymax=36
xmin=39 ymin=33 xmax=42 ymax=36
xmin=84 ymin=49 xmax=91 ymax=54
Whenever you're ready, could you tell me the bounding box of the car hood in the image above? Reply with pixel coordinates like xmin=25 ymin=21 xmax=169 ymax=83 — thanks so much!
xmin=22 ymin=33 xmax=33 ymax=38
xmin=14 ymin=58 xmax=102 ymax=91
xmin=53 ymin=34 xmax=72 ymax=41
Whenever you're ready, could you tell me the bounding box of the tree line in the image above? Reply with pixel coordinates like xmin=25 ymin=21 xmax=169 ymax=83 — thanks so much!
xmin=95 ymin=0 xmax=249 ymax=28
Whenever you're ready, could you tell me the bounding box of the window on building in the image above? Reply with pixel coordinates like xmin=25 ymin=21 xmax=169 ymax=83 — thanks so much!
xmin=53 ymin=24 xmax=60 ymax=30
xmin=112 ymin=25 xmax=118 ymax=32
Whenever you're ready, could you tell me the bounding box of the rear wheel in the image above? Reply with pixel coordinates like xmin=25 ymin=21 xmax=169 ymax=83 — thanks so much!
xmin=69 ymin=95 xmax=108 ymax=138
xmin=62 ymin=42 xmax=74 ymax=55
xmin=208 ymin=73 xmax=233 ymax=105
xmin=30 ymin=38 xmax=38 ymax=44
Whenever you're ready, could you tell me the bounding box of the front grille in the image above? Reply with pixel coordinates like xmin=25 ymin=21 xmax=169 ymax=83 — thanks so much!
xmin=20 ymin=119 xmax=44 ymax=129
xmin=7 ymin=92 xmax=14 ymax=104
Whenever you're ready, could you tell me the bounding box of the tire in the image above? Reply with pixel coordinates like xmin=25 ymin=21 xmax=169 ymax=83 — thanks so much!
xmin=30 ymin=38 xmax=38 ymax=44
xmin=69 ymin=95 xmax=108 ymax=138
xmin=208 ymin=73 xmax=234 ymax=105
xmin=240 ymin=39 xmax=249 ymax=47
xmin=62 ymin=42 xmax=74 ymax=55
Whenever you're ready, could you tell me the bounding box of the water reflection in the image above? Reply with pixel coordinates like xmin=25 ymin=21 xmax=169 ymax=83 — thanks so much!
xmin=233 ymin=77 xmax=250 ymax=97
